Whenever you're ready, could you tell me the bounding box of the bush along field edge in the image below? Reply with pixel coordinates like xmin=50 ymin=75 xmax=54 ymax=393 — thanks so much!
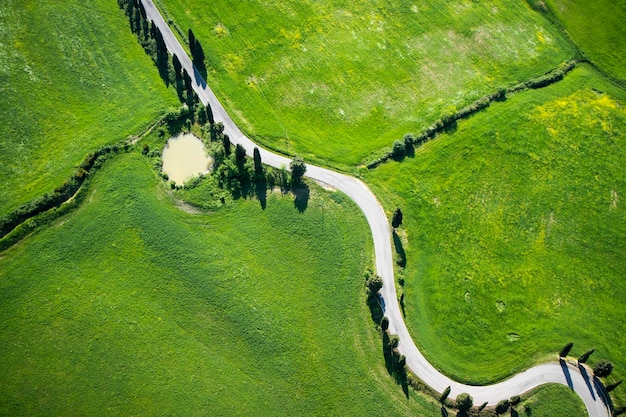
xmin=366 ymin=59 xmax=582 ymax=168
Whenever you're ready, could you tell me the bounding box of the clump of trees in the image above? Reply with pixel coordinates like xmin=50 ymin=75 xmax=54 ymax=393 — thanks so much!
xmin=117 ymin=0 xmax=173 ymax=86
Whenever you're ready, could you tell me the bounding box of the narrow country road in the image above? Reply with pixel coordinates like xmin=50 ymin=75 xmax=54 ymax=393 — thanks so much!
xmin=141 ymin=2 xmax=612 ymax=416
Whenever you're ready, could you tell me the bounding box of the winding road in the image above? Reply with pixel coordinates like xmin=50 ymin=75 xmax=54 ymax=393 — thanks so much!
xmin=141 ymin=2 xmax=612 ymax=415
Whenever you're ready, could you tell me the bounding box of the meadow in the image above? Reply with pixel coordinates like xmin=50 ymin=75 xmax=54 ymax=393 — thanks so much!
xmin=0 ymin=152 xmax=425 ymax=416
xmin=159 ymin=0 xmax=575 ymax=167
xmin=544 ymin=0 xmax=626 ymax=82
xmin=0 ymin=0 xmax=178 ymax=218
xmin=0 ymin=150 xmax=586 ymax=416
xmin=365 ymin=65 xmax=626 ymax=403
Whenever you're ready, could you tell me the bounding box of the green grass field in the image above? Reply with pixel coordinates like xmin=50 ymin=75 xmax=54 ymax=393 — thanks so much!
xmin=0 ymin=152 xmax=440 ymax=416
xmin=545 ymin=0 xmax=626 ymax=81
xmin=365 ymin=65 xmax=626 ymax=397
xmin=0 ymin=150 xmax=587 ymax=416
xmin=0 ymin=0 xmax=178 ymax=217
xmin=160 ymin=0 xmax=574 ymax=167
xmin=522 ymin=384 xmax=587 ymax=417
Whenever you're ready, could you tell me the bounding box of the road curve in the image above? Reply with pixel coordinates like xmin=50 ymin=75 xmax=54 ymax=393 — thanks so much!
xmin=141 ymin=2 xmax=611 ymax=415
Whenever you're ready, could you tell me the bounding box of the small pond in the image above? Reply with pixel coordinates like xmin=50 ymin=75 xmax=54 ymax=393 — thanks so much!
xmin=162 ymin=133 xmax=213 ymax=185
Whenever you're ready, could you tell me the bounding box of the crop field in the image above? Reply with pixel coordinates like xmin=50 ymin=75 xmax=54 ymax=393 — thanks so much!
xmin=365 ymin=65 xmax=626 ymax=401
xmin=0 ymin=0 xmax=178 ymax=217
xmin=545 ymin=0 xmax=626 ymax=81
xmin=159 ymin=0 xmax=575 ymax=167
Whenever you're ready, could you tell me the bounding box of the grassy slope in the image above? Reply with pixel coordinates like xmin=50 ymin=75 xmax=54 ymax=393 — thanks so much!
xmin=545 ymin=0 xmax=626 ymax=81
xmin=160 ymin=0 xmax=574 ymax=167
xmin=522 ymin=384 xmax=587 ymax=417
xmin=365 ymin=66 xmax=626 ymax=394
xmin=0 ymin=152 xmax=442 ymax=416
xmin=0 ymin=0 xmax=178 ymax=217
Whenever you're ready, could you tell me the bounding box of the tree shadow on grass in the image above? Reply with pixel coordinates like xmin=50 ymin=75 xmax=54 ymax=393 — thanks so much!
xmin=392 ymin=229 xmax=406 ymax=268
xmin=293 ymin=183 xmax=309 ymax=213
xmin=255 ymin=181 xmax=267 ymax=210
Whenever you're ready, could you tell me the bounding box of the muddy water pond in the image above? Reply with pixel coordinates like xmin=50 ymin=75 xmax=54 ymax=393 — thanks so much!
xmin=162 ymin=133 xmax=213 ymax=185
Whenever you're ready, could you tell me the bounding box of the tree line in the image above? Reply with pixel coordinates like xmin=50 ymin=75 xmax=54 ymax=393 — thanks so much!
xmin=368 ymin=60 xmax=581 ymax=168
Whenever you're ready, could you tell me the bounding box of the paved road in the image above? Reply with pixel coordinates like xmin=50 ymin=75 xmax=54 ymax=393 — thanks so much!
xmin=141 ymin=2 xmax=611 ymax=415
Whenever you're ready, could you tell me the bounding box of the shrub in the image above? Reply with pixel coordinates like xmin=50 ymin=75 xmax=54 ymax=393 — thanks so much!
xmin=593 ymin=361 xmax=614 ymax=378
xmin=456 ymin=393 xmax=473 ymax=411
xmin=290 ymin=156 xmax=307 ymax=184
xmin=392 ymin=140 xmax=406 ymax=157
xmin=365 ymin=274 xmax=383 ymax=295
xmin=380 ymin=316 xmax=389 ymax=331
xmin=495 ymin=399 xmax=510 ymax=415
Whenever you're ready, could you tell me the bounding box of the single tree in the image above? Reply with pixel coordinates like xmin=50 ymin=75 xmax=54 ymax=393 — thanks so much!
xmin=578 ymin=348 xmax=595 ymax=364
xmin=510 ymin=395 xmax=520 ymax=406
xmin=366 ymin=274 xmax=383 ymax=295
xmin=193 ymin=40 xmax=205 ymax=64
xmin=253 ymin=147 xmax=263 ymax=177
xmin=456 ymin=393 xmax=473 ymax=412
xmin=614 ymin=406 xmax=626 ymax=416
xmin=392 ymin=139 xmax=406 ymax=157
xmin=559 ymin=342 xmax=574 ymax=358
xmin=439 ymin=386 xmax=451 ymax=404
xmin=606 ymin=380 xmax=623 ymax=392
xmin=235 ymin=144 xmax=246 ymax=167
xmin=593 ymin=361 xmax=614 ymax=378
xmin=188 ymin=28 xmax=196 ymax=54
xmin=392 ymin=208 xmax=403 ymax=228
xmin=290 ymin=156 xmax=306 ymax=184
xmin=380 ymin=316 xmax=389 ymax=331
xmin=495 ymin=399 xmax=510 ymax=415
xmin=222 ymin=134 xmax=231 ymax=157
xmin=172 ymin=53 xmax=182 ymax=76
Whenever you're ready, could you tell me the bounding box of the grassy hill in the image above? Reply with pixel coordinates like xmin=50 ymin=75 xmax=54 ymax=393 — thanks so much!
xmin=365 ymin=65 xmax=626 ymax=401
xmin=159 ymin=0 xmax=575 ymax=167
xmin=0 ymin=152 xmax=435 ymax=416
xmin=0 ymin=0 xmax=178 ymax=217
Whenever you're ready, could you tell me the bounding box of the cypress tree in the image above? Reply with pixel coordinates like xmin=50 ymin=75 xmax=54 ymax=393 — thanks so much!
xmin=392 ymin=208 xmax=403 ymax=228
xmin=188 ymin=28 xmax=196 ymax=55
xmin=253 ymin=147 xmax=263 ymax=177
xmin=607 ymin=380 xmax=623 ymax=392
xmin=578 ymin=349 xmax=595 ymax=364
xmin=559 ymin=342 xmax=573 ymax=358
xmin=439 ymin=386 xmax=451 ymax=403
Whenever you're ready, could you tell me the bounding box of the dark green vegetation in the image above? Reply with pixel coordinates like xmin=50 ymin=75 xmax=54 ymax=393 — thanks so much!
xmin=366 ymin=66 xmax=626 ymax=399
xmin=544 ymin=0 xmax=626 ymax=81
xmin=0 ymin=0 xmax=178 ymax=217
xmin=0 ymin=152 xmax=438 ymax=416
xmin=159 ymin=0 xmax=574 ymax=167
